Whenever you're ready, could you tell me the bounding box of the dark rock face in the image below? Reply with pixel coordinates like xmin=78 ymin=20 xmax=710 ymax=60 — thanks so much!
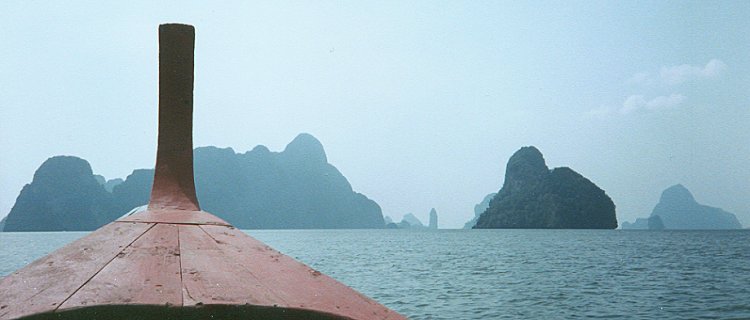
xmin=463 ymin=193 xmax=496 ymax=229
xmin=474 ymin=146 xmax=617 ymax=229
xmin=103 ymin=178 xmax=124 ymax=193
xmin=503 ymin=146 xmax=548 ymax=191
xmin=93 ymin=175 xmax=123 ymax=192
xmin=429 ymin=208 xmax=438 ymax=229
xmin=192 ymin=134 xmax=384 ymax=229
xmin=93 ymin=174 xmax=106 ymax=185
xmin=111 ymin=169 xmax=154 ymax=216
xmin=3 ymin=156 xmax=116 ymax=231
xmin=648 ymin=184 xmax=741 ymax=229
xmin=110 ymin=134 xmax=384 ymax=229
xmin=5 ymin=134 xmax=384 ymax=231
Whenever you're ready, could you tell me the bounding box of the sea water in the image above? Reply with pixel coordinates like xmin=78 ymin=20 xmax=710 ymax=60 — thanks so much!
xmin=1 ymin=229 xmax=749 ymax=319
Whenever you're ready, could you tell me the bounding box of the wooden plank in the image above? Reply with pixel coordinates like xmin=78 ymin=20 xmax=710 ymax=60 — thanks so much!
xmin=178 ymin=225 xmax=285 ymax=307
xmin=0 ymin=222 xmax=152 ymax=320
xmin=60 ymin=223 xmax=182 ymax=309
xmin=200 ymin=225 xmax=406 ymax=320
xmin=119 ymin=209 xmax=229 ymax=226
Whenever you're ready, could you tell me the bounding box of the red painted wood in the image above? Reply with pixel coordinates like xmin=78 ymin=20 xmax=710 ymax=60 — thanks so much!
xmin=178 ymin=225 xmax=283 ymax=306
xmin=149 ymin=24 xmax=200 ymax=211
xmin=0 ymin=222 xmax=152 ymax=319
xmin=60 ymin=223 xmax=182 ymax=308
xmin=118 ymin=209 xmax=230 ymax=226
xmin=200 ymin=225 xmax=406 ymax=320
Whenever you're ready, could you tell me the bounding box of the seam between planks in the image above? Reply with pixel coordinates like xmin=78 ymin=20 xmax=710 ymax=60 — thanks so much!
xmin=196 ymin=225 xmax=291 ymax=306
xmin=53 ymin=222 xmax=157 ymax=311
xmin=176 ymin=225 xmax=184 ymax=307
xmin=178 ymin=225 xmax=203 ymax=305
xmin=197 ymin=224 xmax=221 ymax=243
xmin=117 ymin=220 xmax=230 ymax=226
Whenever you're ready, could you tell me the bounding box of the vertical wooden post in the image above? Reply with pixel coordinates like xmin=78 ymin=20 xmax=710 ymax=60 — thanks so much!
xmin=149 ymin=23 xmax=200 ymax=211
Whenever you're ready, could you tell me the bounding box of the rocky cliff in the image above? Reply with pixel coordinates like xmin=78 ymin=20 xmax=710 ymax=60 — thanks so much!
xmin=5 ymin=134 xmax=384 ymax=230
xmin=111 ymin=169 xmax=154 ymax=216
xmin=464 ymin=193 xmax=496 ymax=229
xmin=648 ymin=184 xmax=741 ymax=229
xmin=2 ymin=156 xmax=116 ymax=231
xmin=191 ymin=134 xmax=384 ymax=229
xmin=429 ymin=208 xmax=438 ymax=229
xmin=474 ymin=146 xmax=617 ymax=229
xmin=398 ymin=213 xmax=425 ymax=229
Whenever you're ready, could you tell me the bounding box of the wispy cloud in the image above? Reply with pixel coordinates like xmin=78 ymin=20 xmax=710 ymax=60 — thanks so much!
xmin=660 ymin=59 xmax=726 ymax=85
xmin=619 ymin=93 xmax=686 ymax=114
xmin=591 ymin=59 xmax=721 ymax=118
xmin=588 ymin=94 xmax=686 ymax=117
xmin=628 ymin=59 xmax=727 ymax=86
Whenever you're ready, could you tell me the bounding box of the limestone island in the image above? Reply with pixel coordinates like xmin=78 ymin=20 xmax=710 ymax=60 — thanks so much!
xmin=622 ymin=184 xmax=742 ymax=230
xmin=2 ymin=134 xmax=386 ymax=231
xmin=474 ymin=146 xmax=617 ymax=229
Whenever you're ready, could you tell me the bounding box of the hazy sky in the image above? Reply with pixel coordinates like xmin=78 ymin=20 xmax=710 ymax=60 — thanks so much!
xmin=1 ymin=1 xmax=749 ymax=228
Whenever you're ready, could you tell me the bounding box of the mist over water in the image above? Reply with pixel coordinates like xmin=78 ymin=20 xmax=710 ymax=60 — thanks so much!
xmin=2 ymin=2 xmax=750 ymax=228
xmin=4 ymin=229 xmax=748 ymax=319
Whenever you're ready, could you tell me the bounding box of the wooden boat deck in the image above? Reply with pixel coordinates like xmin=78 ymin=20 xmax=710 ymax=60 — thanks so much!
xmin=0 ymin=23 xmax=405 ymax=320
xmin=1 ymin=210 xmax=402 ymax=319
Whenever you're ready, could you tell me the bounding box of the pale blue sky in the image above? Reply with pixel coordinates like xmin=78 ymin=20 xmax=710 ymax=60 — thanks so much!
xmin=1 ymin=1 xmax=749 ymax=228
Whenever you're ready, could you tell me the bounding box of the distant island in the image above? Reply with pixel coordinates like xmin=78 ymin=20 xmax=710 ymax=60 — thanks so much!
xmin=389 ymin=209 xmax=439 ymax=230
xmin=399 ymin=213 xmax=426 ymax=229
xmin=474 ymin=146 xmax=617 ymax=229
xmin=622 ymin=184 xmax=742 ymax=230
xmin=2 ymin=156 xmax=120 ymax=231
xmin=621 ymin=216 xmax=667 ymax=230
xmin=2 ymin=134 xmax=385 ymax=231
xmin=428 ymin=208 xmax=438 ymax=229
xmin=463 ymin=193 xmax=496 ymax=229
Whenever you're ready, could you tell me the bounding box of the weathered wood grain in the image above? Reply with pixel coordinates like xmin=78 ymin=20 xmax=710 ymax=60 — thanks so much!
xmin=178 ymin=224 xmax=285 ymax=307
xmin=200 ymin=225 xmax=406 ymax=320
xmin=0 ymin=222 xmax=152 ymax=319
xmin=60 ymin=223 xmax=182 ymax=308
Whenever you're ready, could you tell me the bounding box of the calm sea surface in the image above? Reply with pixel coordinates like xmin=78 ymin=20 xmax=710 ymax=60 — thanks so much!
xmin=1 ymin=229 xmax=749 ymax=319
